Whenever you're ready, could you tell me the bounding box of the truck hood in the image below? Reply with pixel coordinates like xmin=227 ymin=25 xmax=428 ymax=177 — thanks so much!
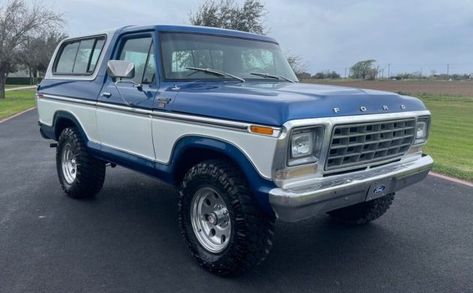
xmin=169 ymin=81 xmax=427 ymax=126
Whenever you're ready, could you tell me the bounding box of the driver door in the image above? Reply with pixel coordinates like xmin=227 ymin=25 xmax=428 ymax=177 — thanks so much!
xmin=97 ymin=33 xmax=157 ymax=160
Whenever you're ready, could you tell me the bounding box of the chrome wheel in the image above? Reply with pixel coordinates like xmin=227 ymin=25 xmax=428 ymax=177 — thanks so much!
xmin=61 ymin=144 xmax=77 ymax=184
xmin=190 ymin=186 xmax=231 ymax=253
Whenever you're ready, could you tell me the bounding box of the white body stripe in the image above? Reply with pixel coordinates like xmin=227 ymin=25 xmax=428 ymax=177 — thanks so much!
xmin=152 ymin=118 xmax=277 ymax=179
xmin=37 ymin=97 xmax=100 ymax=142
xmin=37 ymin=95 xmax=278 ymax=179
xmin=96 ymin=108 xmax=155 ymax=160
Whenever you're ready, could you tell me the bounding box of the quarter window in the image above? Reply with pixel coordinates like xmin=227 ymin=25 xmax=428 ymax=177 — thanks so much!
xmin=118 ymin=37 xmax=155 ymax=84
xmin=73 ymin=39 xmax=95 ymax=73
xmin=54 ymin=36 xmax=105 ymax=75
xmin=55 ymin=42 xmax=80 ymax=74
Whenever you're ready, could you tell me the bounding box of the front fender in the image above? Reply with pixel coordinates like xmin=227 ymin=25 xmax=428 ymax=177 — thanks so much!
xmin=169 ymin=136 xmax=276 ymax=216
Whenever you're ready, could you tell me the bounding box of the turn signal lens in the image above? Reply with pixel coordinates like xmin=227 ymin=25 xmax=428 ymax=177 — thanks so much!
xmin=249 ymin=125 xmax=274 ymax=136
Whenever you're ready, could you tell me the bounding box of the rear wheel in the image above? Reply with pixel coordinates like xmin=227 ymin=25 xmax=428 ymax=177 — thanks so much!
xmin=56 ymin=127 xmax=105 ymax=199
xmin=328 ymin=193 xmax=395 ymax=225
xmin=178 ymin=160 xmax=274 ymax=276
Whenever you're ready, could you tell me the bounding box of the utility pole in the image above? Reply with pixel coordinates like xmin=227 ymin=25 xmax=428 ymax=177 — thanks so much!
xmin=387 ymin=63 xmax=391 ymax=79
xmin=446 ymin=64 xmax=450 ymax=76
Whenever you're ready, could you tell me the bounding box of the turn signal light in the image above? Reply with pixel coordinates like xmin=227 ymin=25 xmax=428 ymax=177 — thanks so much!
xmin=249 ymin=125 xmax=274 ymax=136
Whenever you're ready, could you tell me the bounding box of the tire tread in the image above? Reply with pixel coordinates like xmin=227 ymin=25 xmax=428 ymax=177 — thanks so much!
xmin=56 ymin=127 xmax=105 ymax=199
xmin=178 ymin=160 xmax=274 ymax=276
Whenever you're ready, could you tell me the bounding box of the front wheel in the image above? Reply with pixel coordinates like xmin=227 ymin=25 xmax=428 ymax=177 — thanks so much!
xmin=178 ymin=160 xmax=274 ymax=276
xmin=56 ymin=127 xmax=106 ymax=199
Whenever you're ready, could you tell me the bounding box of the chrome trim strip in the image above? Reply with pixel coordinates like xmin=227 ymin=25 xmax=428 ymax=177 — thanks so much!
xmin=40 ymin=94 xmax=280 ymax=135
xmin=42 ymin=94 xmax=97 ymax=106
xmin=97 ymin=101 xmax=152 ymax=117
xmin=283 ymin=111 xmax=431 ymax=128
xmin=151 ymin=110 xmax=249 ymax=131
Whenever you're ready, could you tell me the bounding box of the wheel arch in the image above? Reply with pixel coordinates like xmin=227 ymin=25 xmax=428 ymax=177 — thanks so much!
xmin=169 ymin=136 xmax=276 ymax=216
xmin=52 ymin=111 xmax=89 ymax=142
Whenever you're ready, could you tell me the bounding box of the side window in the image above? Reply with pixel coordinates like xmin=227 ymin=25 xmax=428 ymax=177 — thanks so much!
xmin=142 ymin=51 xmax=156 ymax=84
xmin=118 ymin=37 xmax=155 ymax=84
xmin=73 ymin=39 xmax=95 ymax=73
xmin=89 ymin=38 xmax=105 ymax=72
xmin=55 ymin=41 xmax=80 ymax=74
xmin=54 ymin=36 xmax=106 ymax=75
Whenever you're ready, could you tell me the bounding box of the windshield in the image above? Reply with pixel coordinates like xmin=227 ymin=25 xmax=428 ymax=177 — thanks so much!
xmin=160 ymin=32 xmax=297 ymax=82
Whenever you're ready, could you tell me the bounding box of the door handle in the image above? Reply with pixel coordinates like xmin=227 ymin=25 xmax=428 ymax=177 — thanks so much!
xmin=101 ymin=92 xmax=112 ymax=98
xmin=158 ymin=97 xmax=172 ymax=103
xmin=157 ymin=97 xmax=172 ymax=108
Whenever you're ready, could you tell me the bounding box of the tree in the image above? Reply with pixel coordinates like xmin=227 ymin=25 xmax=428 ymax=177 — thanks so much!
xmin=312 ymin=71 xmax=341 ymax=79
xmin=350 ymin=59 xmax=378 ymax=80
xmin=286 ymin=55 xmax=307 ymax=76
xmin=189 ymin=0 xmax=265 ymax=34
xmin=19 ymin=30 xmax=67 ymax=84
xmin=190 ymin=0 xmax=306 ymax=77
xmin=0 ymin=0 xmax=62 ymax=99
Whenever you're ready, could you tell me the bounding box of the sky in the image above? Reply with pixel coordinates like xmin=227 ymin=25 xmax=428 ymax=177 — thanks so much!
xmin=33 ymin=0 xmax=473 ymax=76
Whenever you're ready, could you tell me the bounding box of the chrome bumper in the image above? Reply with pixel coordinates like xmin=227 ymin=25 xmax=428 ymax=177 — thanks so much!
xmin=269 ymin=155 xmax=433 ymax=222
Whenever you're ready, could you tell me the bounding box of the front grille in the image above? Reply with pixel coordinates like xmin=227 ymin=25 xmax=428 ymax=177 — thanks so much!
xmin=325 ymin=118 xmax=416 ymax=171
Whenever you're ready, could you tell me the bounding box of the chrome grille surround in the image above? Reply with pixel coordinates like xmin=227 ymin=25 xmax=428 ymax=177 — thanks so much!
xmin=325 ymin=118 xmax=416 ymax=171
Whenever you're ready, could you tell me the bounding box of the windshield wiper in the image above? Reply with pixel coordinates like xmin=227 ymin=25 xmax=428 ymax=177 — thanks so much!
xmin=186 ymin=67 xmax=245 ymax=82
xmin=250 ymin=72 xmax=295 ymax=83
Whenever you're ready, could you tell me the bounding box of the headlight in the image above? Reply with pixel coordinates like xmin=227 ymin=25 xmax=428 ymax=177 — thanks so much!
xmin=414 ymin=117 xmax=430 ymax=144
xmin=288 ymin=127 xmax=324 ymax=166
xmin=291 ymin=131 xmax=314 ymax=158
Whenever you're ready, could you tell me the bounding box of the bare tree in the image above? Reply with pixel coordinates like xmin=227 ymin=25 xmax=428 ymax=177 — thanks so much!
xmin=189 ymin=0 xmax=265 ymax=34
xmin=19 ymin=30 xmax=67 ymax=84
xmin=0 ymin=0 xmax=62 ymax=99
xmin=287 ymin=55 xmax=307 ymax=76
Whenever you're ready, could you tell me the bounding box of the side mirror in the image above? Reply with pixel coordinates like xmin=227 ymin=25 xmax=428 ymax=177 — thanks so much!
xmin=107 ymin=60 xmax=135 ymax=79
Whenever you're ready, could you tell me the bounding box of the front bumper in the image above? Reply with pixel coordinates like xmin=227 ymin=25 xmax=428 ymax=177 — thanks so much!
xmin=269 ymin=155 xmax=433 ymax=222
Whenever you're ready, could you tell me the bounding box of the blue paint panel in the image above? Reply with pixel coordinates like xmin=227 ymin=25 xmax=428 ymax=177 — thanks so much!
xmin=168 ymin=81 xmax=427 ymax=126
xmin=122 ymin=24 xmax=277 ymax=43
xmin=39 ymin=79 xmax=104 ymax=101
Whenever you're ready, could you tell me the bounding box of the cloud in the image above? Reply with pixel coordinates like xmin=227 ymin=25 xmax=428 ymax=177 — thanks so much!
xmin=36 ymin=0 xmax=473 ymax=74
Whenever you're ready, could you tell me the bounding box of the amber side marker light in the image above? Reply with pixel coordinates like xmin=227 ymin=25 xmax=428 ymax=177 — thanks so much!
xmin=249 ymin=125 xmax=274 ymax=136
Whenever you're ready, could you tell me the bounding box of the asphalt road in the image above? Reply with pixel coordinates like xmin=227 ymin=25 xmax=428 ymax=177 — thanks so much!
xmin=1 ymin=110 xmax=472 ymax=293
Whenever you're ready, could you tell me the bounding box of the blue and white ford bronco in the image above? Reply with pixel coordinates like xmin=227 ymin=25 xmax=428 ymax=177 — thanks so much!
xmin=37 ymin=25 xmax=433 ymax=275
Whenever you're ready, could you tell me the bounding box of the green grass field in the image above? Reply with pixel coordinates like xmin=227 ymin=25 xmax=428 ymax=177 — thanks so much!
xmin=419 ymin=95 xmax=473 ymax=181
xmin=0 ymin=89 xmax=36 ymax=120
